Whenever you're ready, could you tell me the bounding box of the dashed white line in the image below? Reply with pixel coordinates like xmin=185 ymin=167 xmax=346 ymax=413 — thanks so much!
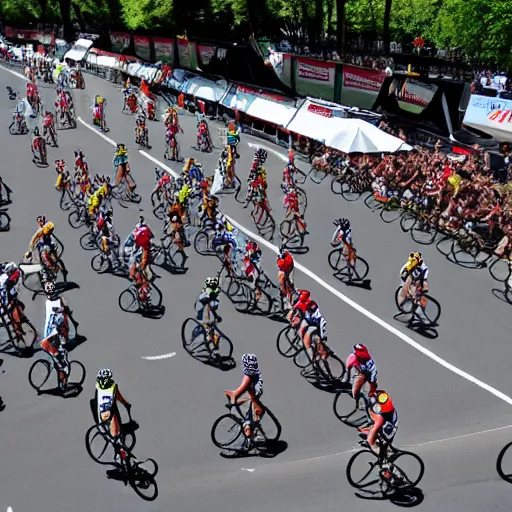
xmin=241 ymin=468 xmax=255 ymax=472
xmin=141 ymin=352 xmax=177 ymax=361
xmin=0 ymin=63 xmax=28 ymax=81
xmin=58 ymin=91 xmax=512 ymax=408
xmin=77 ymin=117 xmax=116 ymax=146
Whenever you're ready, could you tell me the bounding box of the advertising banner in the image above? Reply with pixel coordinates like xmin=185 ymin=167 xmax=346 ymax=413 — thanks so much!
xmin=177 ymin=38 xmax=198 ymax=69
xmin=153 ymin=37 xmax=174 ymax=65
xmin=341 ymin=64 xmax=386 ymax=109
xmin=134 ymin=35 xmax=151 ymax=62
xmin=391 ymin=78 xmax=438 ymax=114
xmin=198 ymin=44 xmax=216 ymax=67
xmin=295 ymin=58 xmax=336 ymax=100
xmin=463 ymin=94 xmax=512 ymax=141
xmin=110 ymin=32 xmax=131 ymax=54
xmin=269 ymin=52 xmax=293 ymax=90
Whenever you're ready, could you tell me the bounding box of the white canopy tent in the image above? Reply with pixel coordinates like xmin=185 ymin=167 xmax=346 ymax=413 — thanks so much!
xmin=287 ymin=99 xmax=411 ymax=153
xmin=325 ymin=118 xmax=412 ymax=153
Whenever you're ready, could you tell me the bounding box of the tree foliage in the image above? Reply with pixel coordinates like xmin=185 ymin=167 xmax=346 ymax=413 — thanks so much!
xmin=0 ymin=0 xmax=511 ymax=67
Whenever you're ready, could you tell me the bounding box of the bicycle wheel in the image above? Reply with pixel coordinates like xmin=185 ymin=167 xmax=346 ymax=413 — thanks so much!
xmin=118 ymin=287 xmax=139 ymax=313
xmin=316 ymin=351 xmax=346 ymax=381
xmin=52 ymin=235 xmax=65 ymax=258
xmin=12 ymin=318 xmax=37 ymax=351
xmin=85 ymin=424 xmax=115 ymax=464
xmin=127 ymin=458 xmax=159 ymax=501
xmin=153 ymin=203 xmax=166 ymax=221
xmin=497 ymin=441 xmax=512 ymax=483
xmin=28 ymin=359 xmax=53 ymax=391
xmin=0 ymin=211 xmax=11 ymax=231
xmin=181 ymin=317 xmax=206 ymax=352
xmin=387 ymin=450 xmax=425 ymax=490
xmin=414 ymin=294 xmax=441 ymax=327
xmin=276 ymin=325 xmax=302 ymax=358
xmin=394 ymin=286 xmax=415 ymax=315
xmin=309 ymin=167 xmax=327 ymax=184
xmin=346 ymin=449 xmax=381 ymax=491
xmin=69 ymin=360 xmax=86 ymax=387
xmin=79 ymin=231 xmax=97 ymax=251
xmin=294 ymin=168 xmax=308 ymax=185
xmin=8 ymin=122 xmax=17 ymax=135
xmin=380 ymin=205 xmax=403 ymax=224
xmin=348 ymin=256 xmax=370 ymax=281
xmin=211 ymin=326 xmax=234 ymax=359
xmin=411 ymin=219 xmax=437 ymax=245
xmin=333 ymin=391 xmax=370 ymax=427
xmin=280 ymin=219 xmax=296 ymax=240
xmin=194 ymin=230 xmax=214 ymax=256
xmin=211 ymin=414 xmax=246 ymax=450
xmin=341 ymin=181 xmax=362 ymax=201
xmin=435 ymin=234 xmax=453 ymax=257
xmin=489 ymin=258 xmax=510 ymax=282
xmin=168 ymin=246 xmax=187 ymax=269
xmin=91 ymin=252 xmax=110 ymax=274
xmin=256 ymin=407 xmax=282 ymax=443
xmin=400 ymin=213 xmax=416 ymax=233
xmin=148 ymin=283 xmax=163 ymax=308
xmin=331 ymin=176 xmax=343 ymax=195
xmin=68 ymin=208 xmax=85 ymax=229
xmin=328 ymin=248 xmax=345 ymax=272
xmin=296 ymin=187 xmax=308 ymax=213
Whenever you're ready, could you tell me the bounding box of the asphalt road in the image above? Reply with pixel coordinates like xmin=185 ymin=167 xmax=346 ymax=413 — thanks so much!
xmin=0 ymin=65 xmax=511 ymax=511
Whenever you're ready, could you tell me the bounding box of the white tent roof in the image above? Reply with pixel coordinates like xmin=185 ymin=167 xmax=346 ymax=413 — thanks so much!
xmin=287 ymin=99 xmax=410 ymax=153
xmin=325 ymin=119 xmax=412 ymax=153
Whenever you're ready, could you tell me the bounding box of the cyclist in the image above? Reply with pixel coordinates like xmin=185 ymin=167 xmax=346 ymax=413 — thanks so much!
xmin=397 ymin=251 xmax=429 ymax=306
xmin=277 ymin=245 xmax=294 ymax=304
xmin=74 ymin=150 xmax=88 ymax=176
xmin=196 ymin=276 xmax=222 ymax=325
xmin=244 ymin=241 xmax=262 ymax=287
xmin=31 ymin=127 xmax=45 ymax=160
xmin=166 ymin=199 xmax=189 ymax=249
xmin=331 ymin=217 xmax=356 ymax=266
xmin=113 ymin=143 xmax=135 ymax=192
xmin=40 ymin=280 xmax=70 ymax=391
xmin=283 ymin=187 xmax=307 ymax=236
xmin=358 ymin=390 xmax=398 ymax=454
xmin=95 ymin=369 xmax=132 ymax=462
xmin=346 ymin=344 xmax=378 ymax=400
xmin=0 ymin=262 xmax=21 ymax=312
xmin=26 ymin=220 xmax=65 ymax=274
xmin=225 ymin=353 xmax=264 ymax=438
xmin=127 ymin=217 xmax=154 ymax=281
xmin=135 ymin=112 xmax=148 ymax=146
xmin=42 ymin=111 xmax=56 ymax=142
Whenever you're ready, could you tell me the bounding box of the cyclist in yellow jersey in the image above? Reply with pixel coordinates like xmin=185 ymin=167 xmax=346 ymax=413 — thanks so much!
xmin=95 ymin=369 xmax=131 ymax=457
xmin=397 ymin=251 xmax=429 ymax=306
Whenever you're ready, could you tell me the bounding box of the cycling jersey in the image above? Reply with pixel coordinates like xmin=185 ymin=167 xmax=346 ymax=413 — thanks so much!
xmin=332 ymin=226 xmax=352 ymax=246
xmin=248 ymin=371 xmax=263 ymax=396
xmin=96 ymin=382 xmax=116 ymax=418
xmin=44 ymin=297 xmax=65 ymax=339
xmin=304 ymin=308 xmax=327 ymax=340
xmin=277 ymin=252 xmax=294 ymax=274
xmin=401 ymin=261 xmax=429 ymax=282
xmin=347 ymin=354 xmax=378 ymax=383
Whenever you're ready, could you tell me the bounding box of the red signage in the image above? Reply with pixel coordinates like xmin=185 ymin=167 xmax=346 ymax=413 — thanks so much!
xmin=307 ymin=103 xmax=333 ymax=118
xmin=236 ymin=85 xmax=290 ymax=104
xmin=296 ymin=58 xmax=335 ymax=82
xmin=343 ymin=64 xmax=386 ymax=92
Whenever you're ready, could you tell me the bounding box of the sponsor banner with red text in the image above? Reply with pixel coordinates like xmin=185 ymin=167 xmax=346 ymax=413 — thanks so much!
xmin=197 ymin=45 xmax=216 ymax=67
xmin=110 ymin=32 xmax=131 ymax=53
xmin=295 ymin=57 xmax=336 ymax=100
xmin=134 ymin=35 xmax=151 ymax=62
xmin=341 ymin=64 xmax=386 ymax=109
xmin=177 ymin=38 xmax=198 ymax=69
xmin=153 ymin=37 xmax=174 ymax=65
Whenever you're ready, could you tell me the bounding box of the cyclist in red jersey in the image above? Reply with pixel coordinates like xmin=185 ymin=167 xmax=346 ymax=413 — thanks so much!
xmin=346 ymin=344 xmax=378 ymax=399
xmin=277 ymin=245 xmax=294 ymax=303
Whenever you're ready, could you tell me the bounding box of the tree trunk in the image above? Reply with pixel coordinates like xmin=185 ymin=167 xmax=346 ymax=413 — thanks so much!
xmin=335 ymin=0 xmax=346 ymax=54
xmin=383 ymin=0 xmax=392 ymax=54
xmin=326 ymin=0 xmax=334 ymax=36
xmin=38 ymin=0 xmax=48 ymax=23
xmin=72 ymin=4 xmax=87 ymax=33
xmin=315 ymin=0 xmax=324 ymax=47
xmin=58 ymin=0 xmax=73 ymax=43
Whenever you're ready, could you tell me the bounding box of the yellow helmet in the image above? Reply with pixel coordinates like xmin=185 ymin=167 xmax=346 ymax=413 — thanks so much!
xmin=42 ymin=222 xmax=55 ymax=235
xmin=408 ymin=251 xmax=422 ymax=263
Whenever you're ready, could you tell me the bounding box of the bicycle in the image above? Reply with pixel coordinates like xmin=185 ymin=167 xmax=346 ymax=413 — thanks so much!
xmin=151 ymin=236 xmax=188 ymax=271
xmin=328 ymin=243 xmax=369 ymax=284
xmin=181 ymin=317 xmax=234 ymax=360
xmin=118 ymin=276 xmax=164 ymax=315
xmin=0 ymin=296 xmax=38 ymax=353
xmin=394 ymin=285 xmax=441 ymax=328
xmin=85 ymin=410 xmax=159 ymax=501
xmin=211 ymin=392 xmax=281 ymax=455
xmin=28 ymin=354 xmax=86 ymax=394
xmin=346 ymin=438 xmax=424 ymax=495
xmin=91 ymin=240 xmax=127 ymax=276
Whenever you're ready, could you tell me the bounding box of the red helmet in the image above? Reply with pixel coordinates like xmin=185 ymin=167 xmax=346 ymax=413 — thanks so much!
xmin=298 ymin=290 xmax=310 ymax=302
xmin=353 ymin=343 xmax=371 ymax=362
xmin=307 ymin=301 xmax=318 ymax=313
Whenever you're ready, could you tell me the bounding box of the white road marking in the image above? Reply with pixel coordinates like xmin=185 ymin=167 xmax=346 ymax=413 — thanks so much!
xmin=241 ymin=468 xmax=255 ymax=472
xmin=72 ymin=90 xmax=512 ymax=408
xmin=7 ymin=507 xmax=13 ymax=512
xmin=405 ymin=423 xmax=512 ymax=448
xmin=77 ymin=117 xmax=117 ymax=146
xmin=0 ymin=63 xmax=28 ymax=81
xmin=141 ymin=352 xmax=177 ymax=361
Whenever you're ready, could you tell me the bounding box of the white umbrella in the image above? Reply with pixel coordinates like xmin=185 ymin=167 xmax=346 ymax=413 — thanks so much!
xmin=325 ymin=118 xmax=412 ymax=154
